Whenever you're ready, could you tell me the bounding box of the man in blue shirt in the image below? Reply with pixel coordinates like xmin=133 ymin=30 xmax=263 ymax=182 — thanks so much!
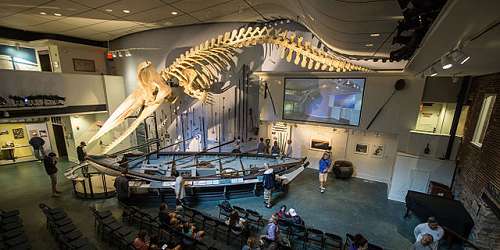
xmin=319 ymin=152 xmax=332 ymax=193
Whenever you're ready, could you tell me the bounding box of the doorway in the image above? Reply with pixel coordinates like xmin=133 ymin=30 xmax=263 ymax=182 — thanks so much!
xmin=52 ymin=124 xmax=67 ymax=158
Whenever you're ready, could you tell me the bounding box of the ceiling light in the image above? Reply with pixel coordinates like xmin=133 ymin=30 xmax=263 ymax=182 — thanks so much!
xmin=40 ymin=12 xmax=46 ymax=15
xmin=171 ymin=11 xmax=178 ymax=15
xmin=365 ymin=44 xmax=374 ymax=47
xmin=105 ymin=9 xmax=113 ymax=12
xmin=441 ymin=54 xmax=453 ymax=70
xmin=122 ymin=9 xmax=130 ymax=14
xmin=112 ymin=52 xmax=117 ymax=58
xmin=118 ymin=51 xmax=123 ymax=57
xmin=370 ymin=33 xmax=380 ymax=37
xmin=54 ymin=13 xmax=62 ymax=16
xmin=451 ymin=50 xmax=470 ymax=65
xmin=125 ymin=51 xmax=131 ymax=57
xmin=427 ymin=67 xmax=438 ymax=77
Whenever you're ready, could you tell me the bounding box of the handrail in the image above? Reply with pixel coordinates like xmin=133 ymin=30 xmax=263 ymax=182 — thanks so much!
xmin=442 ymin=226 xmax=481 ymax=250
xmin=109 ymin=138 xmax=160 ymax=156
xmin=121 ymin=138 xmax=193 ymax=166
xmin=160 ymin=138 xmax=236 ymax=166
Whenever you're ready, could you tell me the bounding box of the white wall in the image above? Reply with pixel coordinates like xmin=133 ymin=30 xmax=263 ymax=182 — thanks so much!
xmin=0 ymin=69 xmax=107 ymax=106
xmin=388 ymin=152 xmax=456 ymax=202
xmin=56 ymin=42 xmax=107 ymax=75
xmin=261 ymin=122 xmax=398 ymax=184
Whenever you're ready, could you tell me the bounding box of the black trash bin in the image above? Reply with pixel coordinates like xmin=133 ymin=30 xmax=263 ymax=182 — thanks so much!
xmin=332 ymin=160 xmax=353 ymax=179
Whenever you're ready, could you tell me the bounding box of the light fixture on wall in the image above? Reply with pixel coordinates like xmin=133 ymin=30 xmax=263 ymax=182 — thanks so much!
xmin=440 ymin=54 xmax=453 ymax=70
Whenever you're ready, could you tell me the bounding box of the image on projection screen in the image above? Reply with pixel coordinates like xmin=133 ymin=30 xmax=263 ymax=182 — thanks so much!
xmin=283 ymin=78 xmax=365 ymax=126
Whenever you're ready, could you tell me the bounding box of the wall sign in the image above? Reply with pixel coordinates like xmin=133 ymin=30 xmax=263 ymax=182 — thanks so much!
xmin=73 ymin=58 xmax=96 ymax=72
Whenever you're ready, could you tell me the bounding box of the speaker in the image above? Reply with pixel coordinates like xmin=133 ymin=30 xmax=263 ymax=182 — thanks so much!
xmin=395 ymin=79 xmax=406 ymax=91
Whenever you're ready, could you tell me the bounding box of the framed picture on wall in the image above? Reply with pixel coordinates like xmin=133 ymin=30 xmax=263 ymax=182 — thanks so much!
xmin=73 ymin=58 xmax=96 ymax=72
xmin=12 ymin=128 xmax=24 ymax=139
xmin=39 ymin=130 xmax=48 ymax=137
xmin=371 ymin=144 xmax=385 ymax=158
xmin=310 ymin=139 xmax=331 ymax=151
xmin=354 ymin=143 xmax=368 ymax=155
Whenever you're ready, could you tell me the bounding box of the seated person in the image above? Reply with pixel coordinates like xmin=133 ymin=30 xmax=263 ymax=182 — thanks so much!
xmin=242 ymin=236 xmax=262 ymax=250
xmin=158 ymin=203 xmax=171 ymax=229
xmin=276 ymin=205 xmax=290 ymax=219
xmin=133 ymin=231 xmax=149 ymax=250
xmin=149 ymin=234 xmax=160 ymax=250
xmin=288 ymin=208 xmax=304 ymax=225
xmin=411 ymin=234 xmax=434 ymax=250
xmin=414 ymin=217 xmax=444 ymax=250
xmin=193 ymin=230 xmax=206 ymax=241
xmin=261 ymin=215 xmax=279 ymax=243
xmin=349 ymin=234 xmax=368 ymax=250
xmin=227 ymin=210 xmax=246 ymax=235
xmin=271 ymin=141 xmax=280 ymax=155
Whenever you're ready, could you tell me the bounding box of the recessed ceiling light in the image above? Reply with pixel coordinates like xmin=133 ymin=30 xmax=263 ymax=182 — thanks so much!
xmin=40 ymin=12 xmax=46 ymax=15
xmin=365 ymin=43 xmax=374 ymax=47
xmin=370 ymin=33 xmax=380 ymax=37
xmin=122 ymin=9 xmax=130 ymax=14
xmin=105 ymin=9 xmax=113 ymax=12
xmin=54 ymin=13 xmax=62 ymax=16
xmin=171 ymin=11 xmax=178 ymax=15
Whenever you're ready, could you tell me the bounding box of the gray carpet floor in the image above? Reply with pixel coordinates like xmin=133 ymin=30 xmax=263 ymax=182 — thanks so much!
xmin=0 ymin=159 xmax=428 ymax=250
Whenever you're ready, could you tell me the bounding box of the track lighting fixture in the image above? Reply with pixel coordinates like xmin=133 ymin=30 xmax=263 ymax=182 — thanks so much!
xmin=125 ymin=50 xmax=132 ymax=57
xmin=440 ymin=54 xmax=453 ymax=70
xmin=451 ymin=50 xmax=470 ymax=64
xmin=427 ymin=67 xmax=438 ymax=77
xmin=118 ymin=51 xmax=123 ymax=57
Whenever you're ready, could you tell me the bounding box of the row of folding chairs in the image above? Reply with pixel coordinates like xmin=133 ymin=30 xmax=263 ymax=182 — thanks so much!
xmin=90 ymin=207 xmax=138 ymax=249
xmin=180 ymin=205 xmax=248 ymax=248
xmin=277 ymin=218 xmax=343 ymax=250
xmin=216 ymin=203 xmax=265 ymax=228
xmin=39 ymin=204 xmax=93 ymax=250
xmin=343 ymin=233 xmax=383 ymax=250
xmin=0 ymin=209 xmax=31 ymax=250
xmin=116 ymin=204 xmax=216 ymax=250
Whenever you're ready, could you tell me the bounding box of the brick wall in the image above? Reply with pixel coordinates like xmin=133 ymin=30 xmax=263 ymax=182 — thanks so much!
xmin=454 ymin=72 xmax=500 ymax=249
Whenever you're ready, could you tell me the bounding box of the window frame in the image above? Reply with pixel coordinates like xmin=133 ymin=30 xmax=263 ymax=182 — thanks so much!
xmin=471 ymin=94 xmax=496 ymax=148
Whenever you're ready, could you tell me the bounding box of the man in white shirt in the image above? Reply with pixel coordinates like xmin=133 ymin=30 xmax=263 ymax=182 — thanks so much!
xmin=174 ymin=172 xmax=186 ymax=204
xmin=414 ymin=217 xmax=444 ymax=250
xmin=285 ymin=139 xmax=293 ymax=157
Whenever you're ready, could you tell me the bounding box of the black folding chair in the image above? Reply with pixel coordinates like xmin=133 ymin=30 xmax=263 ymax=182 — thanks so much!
xmin=232 ymin=206 xmax=247 ymax=218
xmin=245 ymin=209 xmax=264 ymax=229
xmin=306 ymin=227 xmax=324 ymax=250
xmin=290 ymin=224 xmax=307 ymax=249
xmin=324 ymin=232 xmax=342 ymax=250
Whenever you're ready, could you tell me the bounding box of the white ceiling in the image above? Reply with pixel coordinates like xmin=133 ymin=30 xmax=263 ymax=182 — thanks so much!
xmin=0 ymin=0 xmax=405 ymax=65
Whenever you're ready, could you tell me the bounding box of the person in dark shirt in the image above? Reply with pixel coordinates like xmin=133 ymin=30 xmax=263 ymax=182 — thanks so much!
xmin=257 ymin=138 xmax=266 ymax=154
xmin=29 ymin=135 xmax=45 ymax=161
xmin=158 ymin=203 xmax=171 ymax=230
xmin=265 ymin=139 xmax=271 ymax=154
xmin=271 ymin=141 xmax=280 ymax=155
xmin=43 ymin=152 xmax=60 ymax=197
xmin=262 ymin=163 xmax=275 ymax=208
xmin=114 ymin=169 xmax=130 ymax=202
xmin=76 ymin=141 xmax=87 ymax=163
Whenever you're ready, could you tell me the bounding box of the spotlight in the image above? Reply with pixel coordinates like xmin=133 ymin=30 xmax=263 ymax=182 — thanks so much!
xmin=427 ymin=67 xmax=438 ymax=77
xmin=112 ymin=52 xmax=117 ymax=58
xmin=451 ymin=50 xmax=470 ymax=64
xmin=125 ymin=51 xmax=131 ymax=57
xmin=440 ymin=54 xmax=453 ymax=70
xmin=118 ymin=51 xmax=123 ymax=57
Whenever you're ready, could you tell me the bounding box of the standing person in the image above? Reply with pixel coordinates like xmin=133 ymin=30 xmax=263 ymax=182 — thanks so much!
xmin=414 ymin=217 xmax=444 ymax=250
xmin=29 ymin=134 xmax=45 ymax=161
xmin=271 ymin=141 xmax=280 ymax=155
xmin=114 ymin=169 xmax=130 ymax=203
xmin=265 ymin=139 xmax=271 ymax=154
xmin=410 ymin=234 xmax=434 ymax=250
xmin=76 ymin=141 xmax=87 ymax=163
xmin=257 ymin=138 xmax=266 ymax=154
xmin=174 ymin=171 xmax=186 ymax=205
xmin=285 ymin=139 xmax=293 ymax=157
xmin=44 ymin=152 xmax=61 ymax=197
xmin=262 ymin=163 xmax=275 ymax=208
xmin=318 ymin=152 xmax=332 ymax=193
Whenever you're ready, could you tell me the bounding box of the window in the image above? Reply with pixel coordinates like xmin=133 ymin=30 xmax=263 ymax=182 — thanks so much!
xmin=472 ymin=94 xmax=496 ymax=147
